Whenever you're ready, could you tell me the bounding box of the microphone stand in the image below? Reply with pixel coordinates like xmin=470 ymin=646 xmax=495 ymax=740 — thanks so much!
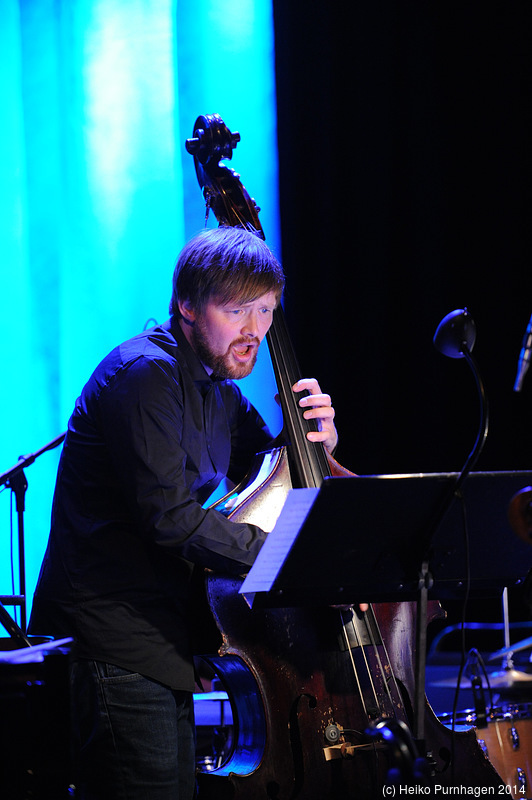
xmin=513 ymin=311 xmax=532 ymax=392
xmin=414 ymin=310 xmax=489 ymax=748
xmin=0 ymin=431 xmax=66 ymax=645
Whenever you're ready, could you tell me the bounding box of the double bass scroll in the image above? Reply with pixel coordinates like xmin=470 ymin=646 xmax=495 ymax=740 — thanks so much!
xmin=185 ymin=114 xmax=263 ymax=236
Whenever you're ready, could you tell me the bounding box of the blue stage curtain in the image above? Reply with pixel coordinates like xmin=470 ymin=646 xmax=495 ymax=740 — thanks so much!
xmin=0 ymin=0 xmax=280 ymax=624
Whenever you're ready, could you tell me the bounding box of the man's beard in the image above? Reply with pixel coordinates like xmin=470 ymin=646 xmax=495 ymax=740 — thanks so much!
xmin=191 ymin=317 xmax=259 ymax=380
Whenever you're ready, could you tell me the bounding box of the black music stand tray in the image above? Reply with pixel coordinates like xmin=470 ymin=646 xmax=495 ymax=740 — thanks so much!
xmin=240 ymin=470 xmax=532 ymax=742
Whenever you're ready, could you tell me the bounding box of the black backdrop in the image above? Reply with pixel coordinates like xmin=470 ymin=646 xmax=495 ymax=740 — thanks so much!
xmin=272 ymin=4 xmax=532 ymax=625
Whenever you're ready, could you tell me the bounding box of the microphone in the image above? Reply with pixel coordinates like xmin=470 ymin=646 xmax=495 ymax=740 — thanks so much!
xmin=432 ymin=308 xmax=489 ymax=486
xmin=513 ymin=312 xmax=532 ymax=392
xmin=433 ymin=308 xmax=476 ymax=359
xmin=465 ymin=649 xmax=488 ymax=730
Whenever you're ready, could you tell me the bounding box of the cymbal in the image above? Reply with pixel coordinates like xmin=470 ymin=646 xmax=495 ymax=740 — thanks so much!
xmin=430 ymin=669 xmax=532 ymax=689
xmin=489 ymin=635 xmax=532 ymax=661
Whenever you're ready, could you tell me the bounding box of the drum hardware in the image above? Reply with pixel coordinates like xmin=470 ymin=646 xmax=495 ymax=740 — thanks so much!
xmin=433 ymin=589 xmax=532 ymax=692
xmin=489 ymin=586 xmax=532 ymax=666
xmin=481 ymin=587 xmax=532 ymax=692
xmin=516 ymin=767 xmax=527 ymax=794
xmin=439 ymin=705 xmax=531 ymax=800
xmin=490 ymin=634 xmax=532 ymax=662
xmin=435 ymin=590 xmax=532 ymax=799
xmin=450 ymin=703 xmax=532 ymax=798
xmin=432 ymin=668 xmax=532 ymax=689
xmin=193 ymin=689 xmax=234 ymax=771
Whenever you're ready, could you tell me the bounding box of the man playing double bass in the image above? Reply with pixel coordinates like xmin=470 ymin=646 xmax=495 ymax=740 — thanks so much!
xmin=29 ymin=225 xmax=340 ymax=799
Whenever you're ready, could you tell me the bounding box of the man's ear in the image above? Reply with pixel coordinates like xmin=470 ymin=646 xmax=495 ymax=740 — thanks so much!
xmin=178 ymin=299 xmax=196 ymax=325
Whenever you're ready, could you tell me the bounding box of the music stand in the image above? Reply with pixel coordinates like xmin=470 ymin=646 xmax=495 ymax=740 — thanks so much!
xmin=240 ymin=470 xmax=532 ymax=742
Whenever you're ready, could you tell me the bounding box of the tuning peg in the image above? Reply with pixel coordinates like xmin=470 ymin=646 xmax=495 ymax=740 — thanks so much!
xmin=186 ymin=115 xmax=241 ymax=165
xmin=185 ymin=132 xmax=204 ymax=155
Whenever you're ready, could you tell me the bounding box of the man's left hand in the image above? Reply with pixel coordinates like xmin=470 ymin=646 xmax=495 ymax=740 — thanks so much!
xmin=292 ymin=378 xmax=339 ymax=454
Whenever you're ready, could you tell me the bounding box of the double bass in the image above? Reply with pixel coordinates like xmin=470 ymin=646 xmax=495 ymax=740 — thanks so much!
xmin=186 ymin=114 xmax=505 ymax=798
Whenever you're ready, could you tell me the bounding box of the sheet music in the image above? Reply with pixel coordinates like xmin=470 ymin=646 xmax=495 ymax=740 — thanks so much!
xmin=240 ymin=487 xmax=319 ymax=603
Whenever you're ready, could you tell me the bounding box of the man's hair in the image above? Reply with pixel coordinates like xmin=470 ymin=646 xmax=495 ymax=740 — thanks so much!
xmin=169 ymin=226 xmax=285 ymax=317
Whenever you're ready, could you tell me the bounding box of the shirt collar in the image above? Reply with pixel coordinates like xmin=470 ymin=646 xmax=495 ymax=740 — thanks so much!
xmin=164 ymin=317 xmax=226 ymax=389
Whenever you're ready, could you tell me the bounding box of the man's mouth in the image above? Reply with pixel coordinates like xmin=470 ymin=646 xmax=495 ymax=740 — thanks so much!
xmin=231 ymin=340 xmax=258 ymax=361
xmin=233 ymin=344 xmax=253 ymax=359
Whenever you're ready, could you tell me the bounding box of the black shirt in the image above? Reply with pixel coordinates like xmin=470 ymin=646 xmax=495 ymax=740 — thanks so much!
xmin=29 ymin=319 xmax=271 ymax=689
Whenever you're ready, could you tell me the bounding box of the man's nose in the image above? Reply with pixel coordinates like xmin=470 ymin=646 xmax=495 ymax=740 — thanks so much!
xmin=241 ymin=311 xmax=259 ymax=338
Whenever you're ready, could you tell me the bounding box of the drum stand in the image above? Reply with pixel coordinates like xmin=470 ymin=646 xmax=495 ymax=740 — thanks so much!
xmin=487 ymin=588 xmax=532 ymax=691
xmin=491 ymin=588 xmax=520 ymax=684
